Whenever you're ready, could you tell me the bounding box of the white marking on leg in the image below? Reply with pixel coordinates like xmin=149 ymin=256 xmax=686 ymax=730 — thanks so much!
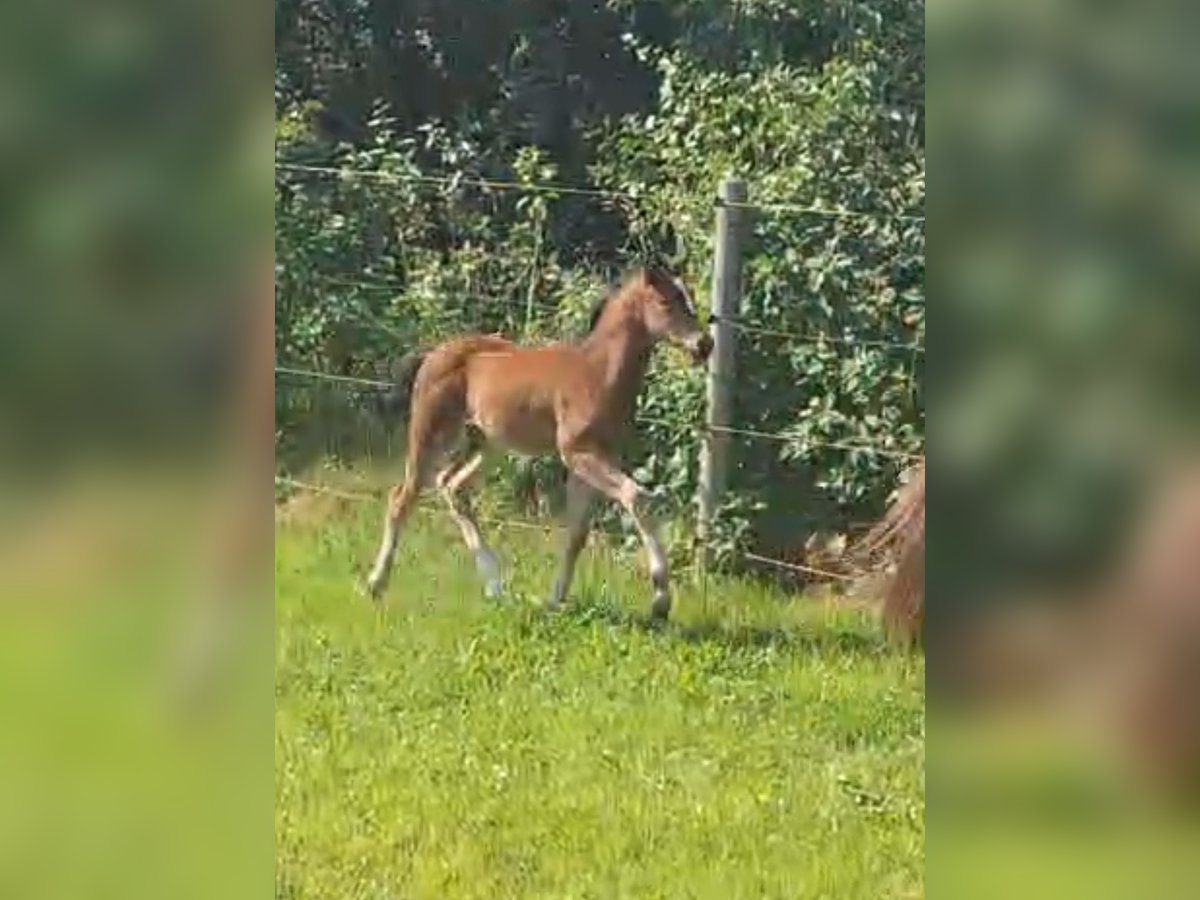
xmin=366 ymin=519 xmax=397 ymax=593
xmin=450 ymin=513 xmax=503 ymax=598
xmin=547 ymin=577 xmax=567 ymax=609
xmin=634 ymin=503 xmax=671 ymax=619
xmin=439 ymin=454 xmax=504 ymax=598
xmin=646 ymin=531 xmax=668 ymax=584
xmin=381 ymin=517 xmax=398 ymax=557
xmin=476 ymin=545 xmax=504 ymax=598
xmin=621 ymin=484 xmax=668 ymax=580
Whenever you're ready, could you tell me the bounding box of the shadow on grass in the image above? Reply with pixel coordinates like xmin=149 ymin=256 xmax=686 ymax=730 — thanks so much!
xmin=559 ymin=596 xmax=889 ymax=658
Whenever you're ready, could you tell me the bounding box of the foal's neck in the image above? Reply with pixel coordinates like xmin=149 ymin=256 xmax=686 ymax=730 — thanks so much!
xmin=581 ymin=302 xmax=654 ymax=398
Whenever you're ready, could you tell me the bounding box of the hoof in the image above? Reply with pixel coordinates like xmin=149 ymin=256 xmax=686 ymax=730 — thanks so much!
xmin=483 ymin=579 xmax=505 ymax=600
xmin=360 ymin=577 xmax=386 ymax=601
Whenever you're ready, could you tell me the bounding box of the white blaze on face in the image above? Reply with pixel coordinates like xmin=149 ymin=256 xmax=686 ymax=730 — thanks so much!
xmin=671 ymin=276 xmax=697 ymax=318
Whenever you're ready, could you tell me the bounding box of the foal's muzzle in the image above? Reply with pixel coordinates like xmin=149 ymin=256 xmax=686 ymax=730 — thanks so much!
xmin=687 ymin=333 xmax=714 ymax=365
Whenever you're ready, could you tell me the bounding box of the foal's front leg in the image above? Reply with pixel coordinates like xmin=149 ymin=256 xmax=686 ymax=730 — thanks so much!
xmin=562 ymin=449 xmax=672 ymax=621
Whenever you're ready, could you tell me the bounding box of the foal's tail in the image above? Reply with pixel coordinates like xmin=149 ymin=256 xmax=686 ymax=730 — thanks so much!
xmin=367 ymin=350 xmax=428 ymax=429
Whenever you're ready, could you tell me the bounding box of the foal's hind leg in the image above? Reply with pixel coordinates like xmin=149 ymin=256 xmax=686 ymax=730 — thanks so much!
xmin=438 ymin=452 xmax=504 ymax=598
xmin=562 ymin=449 xmax=672 ymax=621
xmin=364 ymin=458 xmax=435 ymax=599
xmin=365 ymin=412 xmax=451 ymax=599
xmin=546 ymin=474 xmax=596 ymax=610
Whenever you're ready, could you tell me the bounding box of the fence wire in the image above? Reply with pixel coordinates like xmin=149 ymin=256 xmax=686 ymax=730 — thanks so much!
xmin=277 ymin=160 xmax=925 ymax=223
xmin=275 ymin=365 xmax=392 ymax=390
xmin=277 ymin=162 xmax=639 ymax=203
xmin=275 ymin=475 xmax=863 ymax=584
xmin=277 ymin=475 xmax=555 ymax=534
xmin=742 ymin=552 xmax=857 ymax=583
xmin=299 ymin=273 xmax=925 ymax=355
xmin=722 ymin=317 xmax=924 ymax=354
xmin=312 ymin=275 xmax=569 ymax=320
xmin=275 ymin=365 xmax=921 ymax=462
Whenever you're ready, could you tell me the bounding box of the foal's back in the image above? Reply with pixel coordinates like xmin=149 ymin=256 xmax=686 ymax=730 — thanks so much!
xmin=417 ymin=333 xmax=604 ymax=455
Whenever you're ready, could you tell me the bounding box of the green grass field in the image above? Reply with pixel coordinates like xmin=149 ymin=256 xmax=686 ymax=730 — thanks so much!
xmin=275 ymin=490 xmax=924 ymax=899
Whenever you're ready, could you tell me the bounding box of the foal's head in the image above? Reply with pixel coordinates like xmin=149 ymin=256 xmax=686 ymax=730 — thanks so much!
xmin=625 ymin=267 xmax=713 ymax=364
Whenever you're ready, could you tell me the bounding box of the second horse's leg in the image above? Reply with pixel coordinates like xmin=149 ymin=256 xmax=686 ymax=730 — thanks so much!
xmin=438 ymin=452 xmax=504 ymax=598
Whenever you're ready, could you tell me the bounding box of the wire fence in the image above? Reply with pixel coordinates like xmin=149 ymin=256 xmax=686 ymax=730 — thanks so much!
xmin=312 ymin=275 xmax=571 ymax=323
xmin=303 ymin=273 xmax=925 ymax=356
xmin=274 ymin=474 xmax=861 ymax=584
xmin=274 ymin=365 xmax=921 ymax=463
xmin=721 ymin=317 xmax=923 ymax=354
xmin=276 ymin=365 xmax=393 ymax=390
xmin=741 ymin=552 xmax=857 ymax=583
xmin=276 ymin=162 xmax=639 ymax=203
xmin=276 ymin=160 xmax=923 ymax=584
xmin=280 ymin=161 xmax=924 ymax=365
xmin=275 ymin=475 xmax=553 ymax=534
xmin=276 ymin=161 xmax=925 ymax=223
xmin=274 ymin=361 xmax=912 ymax=584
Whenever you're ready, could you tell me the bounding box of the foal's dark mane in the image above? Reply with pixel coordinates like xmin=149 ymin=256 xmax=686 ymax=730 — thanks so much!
xmin=584 ymin=267 xmax=658 ymax=336
xmin=585 ymin=289 xmax=614 ymax=336
xmin=585 ymin=282 xmax=620 ymax=335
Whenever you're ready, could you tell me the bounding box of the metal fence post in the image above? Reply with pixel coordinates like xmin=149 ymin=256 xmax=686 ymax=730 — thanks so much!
xmin=696 ymin=175 xmax=747 ymax=572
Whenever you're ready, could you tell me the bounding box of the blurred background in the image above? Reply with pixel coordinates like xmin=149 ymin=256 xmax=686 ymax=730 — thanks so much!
xmin=931 ymin=0 xmax=1199 ymax=896
xmin=0 ymin=2 xmax=271 ymax=898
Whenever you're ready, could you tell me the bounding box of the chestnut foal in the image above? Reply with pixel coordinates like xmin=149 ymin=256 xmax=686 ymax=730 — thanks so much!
xmin=364 ymin=267 xmax=712 ymax=620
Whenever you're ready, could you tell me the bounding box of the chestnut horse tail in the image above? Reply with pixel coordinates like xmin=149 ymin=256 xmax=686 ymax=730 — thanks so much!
xmin=370 ymin=350 xmax=429 ymax=429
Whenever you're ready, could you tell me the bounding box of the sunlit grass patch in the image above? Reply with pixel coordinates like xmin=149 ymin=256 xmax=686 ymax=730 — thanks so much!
xmin=275 ymin=500 xmax=924 ymax=899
